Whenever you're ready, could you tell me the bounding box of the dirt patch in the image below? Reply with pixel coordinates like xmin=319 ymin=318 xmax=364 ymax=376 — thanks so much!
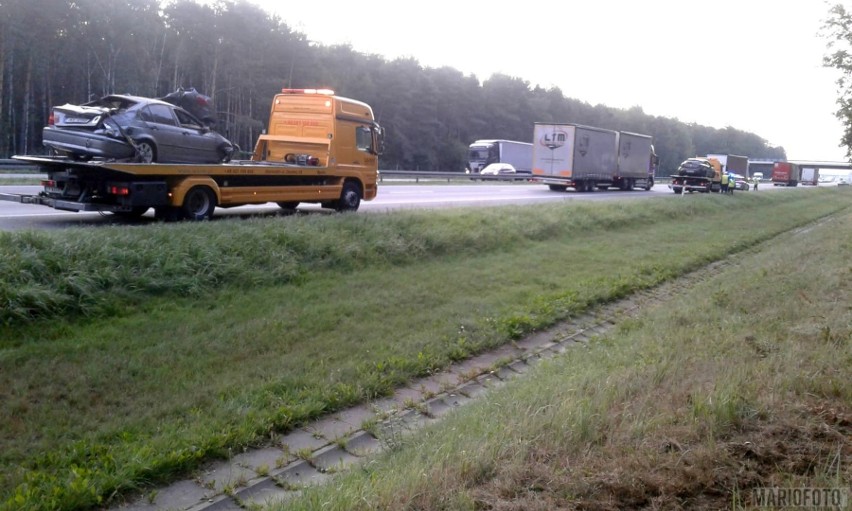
xmin=470 ymin=400 xmax=851 ymax=510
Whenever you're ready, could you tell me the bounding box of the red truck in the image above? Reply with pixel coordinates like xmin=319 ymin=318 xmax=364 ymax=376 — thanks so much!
xmin=772 ymin=162 xmax=801 ymax=187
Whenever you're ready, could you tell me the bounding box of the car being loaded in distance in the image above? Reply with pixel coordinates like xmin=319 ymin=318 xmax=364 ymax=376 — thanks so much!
xmin=731 ymin=174 xmax=750 ymax=191
xmin=42 ymin=94 xmax=235 ymax=164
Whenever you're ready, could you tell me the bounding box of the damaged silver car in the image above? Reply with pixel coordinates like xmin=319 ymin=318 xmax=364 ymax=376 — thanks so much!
xmin=42 ymin=93 xmax=235 ymax=164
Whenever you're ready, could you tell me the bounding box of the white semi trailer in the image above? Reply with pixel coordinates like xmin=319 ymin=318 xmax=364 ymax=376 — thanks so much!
xmin=531 ymin=123 xmax=656 ymax=192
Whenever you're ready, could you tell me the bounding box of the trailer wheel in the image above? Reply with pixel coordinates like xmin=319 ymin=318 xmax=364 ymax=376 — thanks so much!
xmin=181 ymin=186 xmax=216 ymax=220
xmin=333 ymin=181 xmax=362 ymax=212
xmin=548 ymin=184 xmax=567 ymax=192
xmin=644 ymin=178 xmax=654 ymax=191
xmin=135 ymin=141 xmax=157 ymax=163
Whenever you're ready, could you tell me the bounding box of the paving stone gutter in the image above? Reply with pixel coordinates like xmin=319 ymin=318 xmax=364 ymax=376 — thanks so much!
xmin=111 ymin=259 xmax=728 ymax=511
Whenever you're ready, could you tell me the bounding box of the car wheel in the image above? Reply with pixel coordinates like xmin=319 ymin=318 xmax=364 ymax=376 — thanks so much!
xmin=333 ymin=180 xmax=361 ymax=212
xmin=181 ymin=186 xmax=216 ymax=220
xmin=277 ymin=201 xmax=299 ymax=211
xmin=135 ymin=141 xmax=157 ymax=163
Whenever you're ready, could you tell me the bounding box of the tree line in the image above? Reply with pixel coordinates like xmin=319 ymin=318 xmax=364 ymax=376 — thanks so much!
xmin=0 ymin=0 xmax=792 ymax=174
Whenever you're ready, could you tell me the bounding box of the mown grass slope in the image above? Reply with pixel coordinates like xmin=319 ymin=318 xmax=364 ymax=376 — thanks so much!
xmin=0 ymin=189 xmax=849 ymax=510
xmin=283 ymin=195 xmax=852 ymax=510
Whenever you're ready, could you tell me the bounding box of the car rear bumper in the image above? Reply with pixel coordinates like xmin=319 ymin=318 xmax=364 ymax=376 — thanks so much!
xmin=42 ymin=126 xmax=134 ymax=159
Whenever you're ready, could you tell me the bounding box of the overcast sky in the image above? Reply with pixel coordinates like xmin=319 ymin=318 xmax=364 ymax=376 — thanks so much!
xmin=253 ymin=0 xmax=847 ymax=161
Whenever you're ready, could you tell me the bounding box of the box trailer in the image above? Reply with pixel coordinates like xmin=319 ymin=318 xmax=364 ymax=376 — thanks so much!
xmin=800 ymin=167 xmax=819 ymax=185
xmin=613 ymin=131 xmax=656 ymax=190
xmin=772 ymin=161 xmax=801 ymax=187
xmin=531 ymin=123 xmax=618 ymax=192
xmin=707 ymin=154 xmax=749 ymax=178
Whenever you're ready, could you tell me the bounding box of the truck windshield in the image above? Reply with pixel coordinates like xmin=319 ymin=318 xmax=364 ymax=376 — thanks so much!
xmin=469 ymin=149 xmax=488 ymax=160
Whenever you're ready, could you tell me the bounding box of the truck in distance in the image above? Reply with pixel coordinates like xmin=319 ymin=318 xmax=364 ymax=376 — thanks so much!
xmin=771 ymin=161 xmax=801 ymax=186
xmin=800 ymin=167 xmax=820 ymax=186
xmin=531 ymin=124 xmax=656 ymax=192
xmin=0 ymin=88 xmax=384 ymax=219
xmin=706 ymin=154 xmax=749 ymax=178
xmin=468 ymin=139 xmax=533 ymax=174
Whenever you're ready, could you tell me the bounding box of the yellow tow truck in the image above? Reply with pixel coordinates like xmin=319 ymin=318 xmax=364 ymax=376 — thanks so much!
xmin=0 ymin=88 xmax=383 ymax=219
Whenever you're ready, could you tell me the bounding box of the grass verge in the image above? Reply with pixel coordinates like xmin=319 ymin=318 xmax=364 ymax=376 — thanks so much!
xmin=0 ymin=189 xmax=850 ymax=510
xmin=281 ymin=201 xmax=852 ymax=510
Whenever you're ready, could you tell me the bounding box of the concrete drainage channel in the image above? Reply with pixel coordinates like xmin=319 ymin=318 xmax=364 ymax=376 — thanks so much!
xmin=113 ymin=260 xmax=729 ymax=511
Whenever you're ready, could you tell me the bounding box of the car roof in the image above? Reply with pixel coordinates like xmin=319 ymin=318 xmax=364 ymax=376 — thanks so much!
xmin=86 ymin=94 xmax=176 ymax=109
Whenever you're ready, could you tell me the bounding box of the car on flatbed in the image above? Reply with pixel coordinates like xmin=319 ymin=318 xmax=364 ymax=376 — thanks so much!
xmin=42 ymin=94 xmax=236 ymax=164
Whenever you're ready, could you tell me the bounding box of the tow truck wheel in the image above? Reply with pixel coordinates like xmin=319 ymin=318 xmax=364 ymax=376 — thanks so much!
xmin=333 ymin=181 xmax=362 ymax=212
xmin=135 ymin=141 xmax=157 ymax=163
xmin=181 ymin=186 xmax=216 ymax=220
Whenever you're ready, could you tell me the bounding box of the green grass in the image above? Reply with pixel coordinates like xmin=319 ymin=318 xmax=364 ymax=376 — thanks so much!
xmin=0 ymin=189 xmax=850 ymax=510
xmin=280 ymin=195 xmax=852 ymax=510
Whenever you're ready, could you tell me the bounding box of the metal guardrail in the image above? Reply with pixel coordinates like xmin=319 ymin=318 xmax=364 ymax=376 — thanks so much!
xmin=379 ymin=170 xmax=532 ymax=182
xmin=0 ymin=159 xmax=39 ymax=171
xmin=379 ymin=170 xmax=672 ymax=184
xmin=0 ymin=160 xmax=671 ymax=184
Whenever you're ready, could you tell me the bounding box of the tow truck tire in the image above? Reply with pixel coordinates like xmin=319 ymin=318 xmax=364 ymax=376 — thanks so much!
xmin=181 ymin=186 xmax=216 ymax=220
xmin=135 ymin=141 xmax=157 ymax=163
xmin=333 ymin=181 xmax=362 ymax=212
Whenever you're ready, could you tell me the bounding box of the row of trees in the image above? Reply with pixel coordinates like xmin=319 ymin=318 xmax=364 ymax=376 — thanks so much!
xmin=0 ymin=0 xmax=793 ymax=173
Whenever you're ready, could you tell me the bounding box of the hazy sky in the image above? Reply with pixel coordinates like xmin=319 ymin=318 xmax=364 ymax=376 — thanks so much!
xmin=253 ymin=0 xmax=847 ymax=161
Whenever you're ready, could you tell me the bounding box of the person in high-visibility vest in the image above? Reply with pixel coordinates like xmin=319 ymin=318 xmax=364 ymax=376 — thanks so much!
xmin=721 ymin=172 xmax=729 ymax=194
xmin=752 ymin=176 xmax=759 ymax=191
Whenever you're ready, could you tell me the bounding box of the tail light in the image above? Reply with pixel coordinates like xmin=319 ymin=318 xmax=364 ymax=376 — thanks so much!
xmin=48 ymin=111 xmax=55 ymax=126
xmin=108 ymin=185 xmax=130 ymax=196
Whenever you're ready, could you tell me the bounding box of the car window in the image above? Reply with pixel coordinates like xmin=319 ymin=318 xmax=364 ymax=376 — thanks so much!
xmin=174 ymin=108 xmax=202 ymax=130
xmin=142 ymin=104 xmax=177 ymax=126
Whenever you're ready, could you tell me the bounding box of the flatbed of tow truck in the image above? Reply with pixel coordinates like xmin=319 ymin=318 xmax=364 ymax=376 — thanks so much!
xmin=0 ymin=154 xmax=378 ymax=219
